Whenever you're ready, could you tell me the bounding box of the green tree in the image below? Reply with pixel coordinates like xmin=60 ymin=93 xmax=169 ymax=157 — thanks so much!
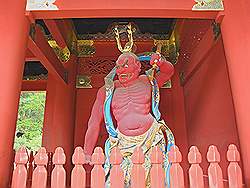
xmin=14 ymin=91 xmax=46 ymax=151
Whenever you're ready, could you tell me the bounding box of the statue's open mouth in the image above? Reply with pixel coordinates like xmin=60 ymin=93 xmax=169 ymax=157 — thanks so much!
xmin=120 ymin=73 xmax=132 ymax=79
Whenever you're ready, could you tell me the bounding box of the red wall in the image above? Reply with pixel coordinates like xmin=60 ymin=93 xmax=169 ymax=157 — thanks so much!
xmin=183 ymin=39 xmax=240 ymax=177
xmin=74 ymin=88 xmax=108 ymax=149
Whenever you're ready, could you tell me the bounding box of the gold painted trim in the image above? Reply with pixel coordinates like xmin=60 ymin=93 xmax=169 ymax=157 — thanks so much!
xmin=162 ymin=80 xmax=172 ymax=88
xmin=153 ymin=23 xmax=180 ymax=65
xmin=77 ymin=40 xmax=95 ymax=57
xmin=78 ymin=40 xmax=94 ymax=46
xmin=26 ymin=0 xmax=58 ymax=10
xmin=48 ymin=40 xmax=70 ymax=62
xmin=192 ymin=0 xmax=224 ymax=11
xmin=23 ymin=74 xmax=48 ymax=81
xmin=76 ymin=75 xmax=92 ymax=88
xmin=47 ymin=38 xmax=95 ymax=59
xmin=153 ymin=38 xmax=179 ymax=65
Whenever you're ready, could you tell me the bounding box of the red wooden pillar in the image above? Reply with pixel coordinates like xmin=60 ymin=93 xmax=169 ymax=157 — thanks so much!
xmin=0 ymin=0 xmax=29 ymax=187
xmin=171 ymin=64 xmax=189 ymax=183
xmin=42 ymin=56 xmax=77 ymax=185
xmin=221 ymin=0 xmax=250 ymax=186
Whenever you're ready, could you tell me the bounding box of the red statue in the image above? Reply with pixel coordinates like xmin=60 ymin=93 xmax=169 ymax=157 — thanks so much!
xmin=83 ymin=52 xmax=174 ymax=161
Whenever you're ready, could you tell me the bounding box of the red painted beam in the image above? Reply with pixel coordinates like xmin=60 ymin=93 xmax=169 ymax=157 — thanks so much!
xmin=93 ymin=40 xmax=154 ymax=57
xmin=27 ymin=0 xmax=222 ymax=19
xmin=175 ymin=19 xmax=186 ymax=40
xmin=22 ymin=80 xmax=47 ymax=91
xmin=27 ymin=26 xmax=67 ymax=83
xmin=25 ymin=49 xmax=39 ymax=61
xmin=182 ymin=26 xmax=219 ymax=85
xmin=44 ymin=19 xmax=68 ymax=48
xmin=30 ymin=10 xmax=220 ymax=20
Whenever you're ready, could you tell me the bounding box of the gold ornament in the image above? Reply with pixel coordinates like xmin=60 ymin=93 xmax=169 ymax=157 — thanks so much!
xmin=48 ymin=40 xmax=71 ymax=63
xmin=114 ymin=23 xmax=134 ymax=53
xmin=192 ymin=0 xmax=224 ymax=11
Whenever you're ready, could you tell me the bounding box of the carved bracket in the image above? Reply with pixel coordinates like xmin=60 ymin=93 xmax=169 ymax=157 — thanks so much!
xmin=76 ymin=75 xmax=92 ymax=88
xmin=48 ymin=40 xmax=71 ymax=62
xmin=77 ymin=40 xmax=96 ymax=57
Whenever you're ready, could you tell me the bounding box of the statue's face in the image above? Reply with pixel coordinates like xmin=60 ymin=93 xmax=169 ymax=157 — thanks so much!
xmin=116 ymin=53 xmax=141 ymax=84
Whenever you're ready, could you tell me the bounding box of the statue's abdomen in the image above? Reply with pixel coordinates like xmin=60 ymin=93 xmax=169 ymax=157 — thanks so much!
xmin=111 ymin=81 xmax=154 ymax=136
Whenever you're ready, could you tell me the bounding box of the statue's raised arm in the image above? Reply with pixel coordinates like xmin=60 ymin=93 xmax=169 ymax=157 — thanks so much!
xmin=149 ymin=53 xmax=174 ymax=87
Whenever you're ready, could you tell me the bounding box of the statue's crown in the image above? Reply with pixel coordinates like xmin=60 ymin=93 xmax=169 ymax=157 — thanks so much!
xmin=114 ymin=23 xmax=134 ymax=53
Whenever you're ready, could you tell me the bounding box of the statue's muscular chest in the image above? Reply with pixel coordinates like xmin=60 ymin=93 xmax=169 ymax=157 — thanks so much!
xmin=111 ymin=80 xmax=151 ymax=109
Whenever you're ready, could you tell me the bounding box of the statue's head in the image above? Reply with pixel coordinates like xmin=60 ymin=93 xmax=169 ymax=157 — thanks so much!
xmin=116 ymin=53 xmax=141 ymax=84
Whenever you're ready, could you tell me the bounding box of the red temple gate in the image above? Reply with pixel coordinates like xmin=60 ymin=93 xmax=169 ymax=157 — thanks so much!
xmin=0 ymin=0 xmax=250 ymax=187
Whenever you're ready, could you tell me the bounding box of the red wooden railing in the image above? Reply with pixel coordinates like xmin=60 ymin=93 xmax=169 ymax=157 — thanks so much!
xmin=11 ymin=144 xmax=244 ymax=188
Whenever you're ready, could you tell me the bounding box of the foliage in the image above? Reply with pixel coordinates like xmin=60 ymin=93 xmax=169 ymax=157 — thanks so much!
xmin=14 ymin=91 xmax=46 ymax=151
